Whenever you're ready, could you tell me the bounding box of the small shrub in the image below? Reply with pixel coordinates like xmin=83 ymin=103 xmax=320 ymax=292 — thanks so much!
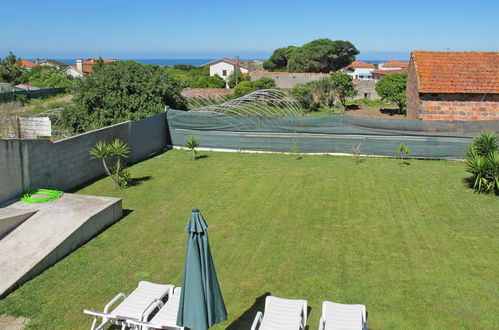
xmin=185 ymin=136 xmax=200 ymax=160
xmin=396 ymin=143 xmax=410 ymax=165
xmin=465 ymin=131 xmax=499 ymax=194
xmin=291 ymin=136 xmax=301 ymax=160
xmin=89 ymin=139 xmax=131 ymax=188
xmin=352 ymin=143 xmax=364 ymax=164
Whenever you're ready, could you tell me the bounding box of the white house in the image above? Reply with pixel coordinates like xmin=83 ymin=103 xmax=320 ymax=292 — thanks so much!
xmin=204 ymin=57 xmax=249 ymax=82
xmin=344 ymin=61 xmax=375 ymax=80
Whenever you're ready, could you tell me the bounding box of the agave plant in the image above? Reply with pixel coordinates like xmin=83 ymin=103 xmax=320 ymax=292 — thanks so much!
xmin=185 ymin=136 xmax=200 ymax=160
xmin=90 ymin=139 xmax=130 ymax=188
xmin=465 ymin=131 xmax=499 ymax=194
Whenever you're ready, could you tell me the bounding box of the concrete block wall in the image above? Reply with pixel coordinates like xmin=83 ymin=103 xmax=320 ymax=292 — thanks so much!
xmin=353 ymin=80 xmax=380 ymax=100
xmin=25 ymin=123 xmax=130 ymax=192
xmin=0 ymin=140 xmax=25 ymax=203
xmin=0 ymin=113 xmax=170 ymax=203
xmin=130 ymin=112 xmax=167 ymax=163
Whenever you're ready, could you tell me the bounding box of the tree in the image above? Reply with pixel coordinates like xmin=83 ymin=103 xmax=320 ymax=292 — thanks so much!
xmin=290 ymin=84 xmax=313 ymax=110
xmin=193 ymin=75 xmax=225 ymax=88
xmin=330 ymin=72 xmax=357 ymax=107
xmin=60 ymin=61 xmax=187 ymax=133
xmin=227 ymin=71 xmax=247 ymax=88
xmin=233 ymin=78 xmax=277 ymax=98
xmin=0 ymin=52 xmax=25 ymax=84
xmin=233 ymin=81 xmax=255 ymax=98
xmin=375 ymin=72 xmax=407 ymax=114
xmin=22 ymin=66 xmax=73 ymax=88
xmin=286 ymin=39 xmax=359 ymax=72
xmin=263 ymin=46 xmax=298 ymax=71
xmin=307 ymin=77 xmax=336 ymax=107
xmin=251 ymin=77 xmax=276 ymax=90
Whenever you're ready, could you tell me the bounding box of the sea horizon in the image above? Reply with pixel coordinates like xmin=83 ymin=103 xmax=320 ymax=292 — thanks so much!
xmin=27 ymin=58 xmax=408 ymax=66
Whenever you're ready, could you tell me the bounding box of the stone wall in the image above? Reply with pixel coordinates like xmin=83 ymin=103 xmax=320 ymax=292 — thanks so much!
xmin=406 ymin=60 xmax=421 ymax=119
xmin=353 ymin=80 xmax=380 ymax=100
xmin=250 ymin=72 xmax=329 ymax=89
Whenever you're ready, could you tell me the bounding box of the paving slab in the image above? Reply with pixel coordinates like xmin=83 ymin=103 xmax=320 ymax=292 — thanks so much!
xmin=0 ymin=193 xmax=122 ymax=298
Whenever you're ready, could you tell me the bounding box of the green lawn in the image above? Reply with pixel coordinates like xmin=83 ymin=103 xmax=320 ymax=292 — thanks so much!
xmin=1 ymin=150 xmax=498 ymax=329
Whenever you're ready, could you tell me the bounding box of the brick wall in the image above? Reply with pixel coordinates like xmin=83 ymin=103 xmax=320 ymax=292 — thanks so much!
xmin=406 ymin=60 xmax=421 ymax=119
xmin=419 ymin=93 xmax=499 ymax=120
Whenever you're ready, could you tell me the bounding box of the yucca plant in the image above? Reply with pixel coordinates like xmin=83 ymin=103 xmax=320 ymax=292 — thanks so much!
xmin=185 ymin=136 xmax=200 ymax=160
xmin=90 ymin=139 xmax=131 ymax=188
xmin=465 ymin=131 xmax=499 ymax=194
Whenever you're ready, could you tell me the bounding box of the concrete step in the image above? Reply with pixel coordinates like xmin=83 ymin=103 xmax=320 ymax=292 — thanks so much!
xmin=0 ymin=193 xmax=122 ymax=298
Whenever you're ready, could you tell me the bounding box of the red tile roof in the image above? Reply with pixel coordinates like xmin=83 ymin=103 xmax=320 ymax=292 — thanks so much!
xmin=221 ymin=57 xmax=248 ymax=69
xmin=20 ymin=60 xmax=37 ymax=67
xmin=71 ymin=64 xmax=94 ymax=73
xmin=372 ymin=69 xmax=407 ymax=76
xmin=83 ymin=58 xmax=116 ymax=64
xmin=348 ymin=61 xmax=374 ymax=68
xmin=382 ymin=61 xmax=409 ymax=68
xmin=412 ymin=51 xmax=499 ymax=94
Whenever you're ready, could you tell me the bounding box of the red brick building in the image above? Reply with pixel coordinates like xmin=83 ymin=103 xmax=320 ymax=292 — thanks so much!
xmin=406 ymin=51 xmax=499 ymax=120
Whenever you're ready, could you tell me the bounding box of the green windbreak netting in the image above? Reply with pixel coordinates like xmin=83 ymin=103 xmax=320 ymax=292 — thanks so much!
xmin=166 ymin=110 xmax=499 ymax=159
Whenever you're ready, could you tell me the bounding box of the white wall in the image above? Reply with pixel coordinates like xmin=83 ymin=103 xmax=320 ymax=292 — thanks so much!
xmin=209 ymin=62 xmax=249 ymax=81
xmin=346 ymin=67 xmax=374 ymax=80
xmin=64 ymin=67 xmax=84 ymax=78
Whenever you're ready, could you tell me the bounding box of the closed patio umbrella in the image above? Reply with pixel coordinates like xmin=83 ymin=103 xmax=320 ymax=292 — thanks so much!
xmin=177 ymin=209 xmax=228 ymax=330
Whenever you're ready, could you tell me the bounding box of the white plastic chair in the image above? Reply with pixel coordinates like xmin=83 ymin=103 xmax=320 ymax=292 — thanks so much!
xmin=83 ymin=281 xmax=173 ymax=330
xmin=126 ymin=287 xmax=184 ymax=329
xmin=251 ymin=295 xmax=307 ymax=330
xmin=318 ymin=301 xmax=367 ymax=330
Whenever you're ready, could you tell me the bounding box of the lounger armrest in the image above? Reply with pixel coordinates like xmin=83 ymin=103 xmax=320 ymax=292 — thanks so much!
xmin=250 ymin=311 xmax=263 ymax=330
xmin=103 ymin=293 xmax=126 ymax=313
xmin=83 ymin=309 xmax=115 ymax=319
xmin=318 ymin=316 xmax=325 ymax=330
xmin=127 ymin=319 xmax=178 ymax=330
xmin=141 ymin=299 xmax=164 ymax=321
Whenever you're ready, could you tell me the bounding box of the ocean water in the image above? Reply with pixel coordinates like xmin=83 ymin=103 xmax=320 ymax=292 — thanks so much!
xmin=32 ymin=58 xmax=391 ymax=66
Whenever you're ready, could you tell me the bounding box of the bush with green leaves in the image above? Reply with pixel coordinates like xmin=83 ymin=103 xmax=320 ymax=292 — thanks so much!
xmin=227 ymin=71 xmax=249 ymax=88
xmin=396 ymin=143 xmax=410 ymax=165
xmin=22 ymin=66 xmax=74 ymax=88
xmin=185 ymin=136 xmax=200 ymax=160
xmin=61 ymin=61 xmax=187 ymax=133
xmin=465 ymin=131 xmax=499 ymax=194
xmin=233 ymin=78 xmax=277 ymax=98
xmin=0 ymin=52 xmax=25 ymax=84
xmin=89 ymin=139 xmax=131 ymax=188
xmin=375 ymin=73 xmax=407 ymax=114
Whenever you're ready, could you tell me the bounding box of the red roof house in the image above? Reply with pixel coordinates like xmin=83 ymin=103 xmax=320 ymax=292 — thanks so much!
xmin=406 ymin=51 xmax=499 ymax=120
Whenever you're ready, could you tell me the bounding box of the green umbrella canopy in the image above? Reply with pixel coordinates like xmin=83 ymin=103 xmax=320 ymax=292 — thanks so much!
xmin=177 ymin=209 xmax=228 ymax=330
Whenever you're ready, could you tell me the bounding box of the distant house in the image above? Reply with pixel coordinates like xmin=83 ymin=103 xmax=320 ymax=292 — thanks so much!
xmin=19 ymin=60 xmax=37 ymax=69
xmin=37 ymin=59 xmax=68 ymax=70
xmin=63 ymin=58 xmax=116 ymax=78
xmin=345 ymin=61 xmax=375 ymax=80
xmin=204 ymin=58 xmax=249 ymax=82
xmin=378 ymin=61 xmax=409 ymax=70
xmin=406 ymin=51 xmax=499 ymax=120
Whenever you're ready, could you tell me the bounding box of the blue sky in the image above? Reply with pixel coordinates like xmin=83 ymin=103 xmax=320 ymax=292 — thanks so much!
xmin=1 ymin=0 xmax=498 ymax=60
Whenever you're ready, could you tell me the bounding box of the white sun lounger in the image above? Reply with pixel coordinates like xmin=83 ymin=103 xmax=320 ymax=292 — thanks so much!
xmin=83 ymin=281 xmax=173 ymax=330
xmin=318 ymin=301 xmax=367 ymax=330
xmin=251 ymin=295 xmax=307 ymax=330
xmin=126 ymin=287 xmax=184 ymax=329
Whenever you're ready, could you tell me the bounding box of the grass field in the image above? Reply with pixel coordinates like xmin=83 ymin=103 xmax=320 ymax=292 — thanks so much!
xmin=0 ymin=150 xmax=498 ymax=329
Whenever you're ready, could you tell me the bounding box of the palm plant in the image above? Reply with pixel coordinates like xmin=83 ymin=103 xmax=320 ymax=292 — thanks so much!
xmin=90 ymin=139 xmax=130 ymax=187
xmin=466 ymin=131 xmax=499 ymax=194
xmin=185 ymin=136 xmax=200 ymax=160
